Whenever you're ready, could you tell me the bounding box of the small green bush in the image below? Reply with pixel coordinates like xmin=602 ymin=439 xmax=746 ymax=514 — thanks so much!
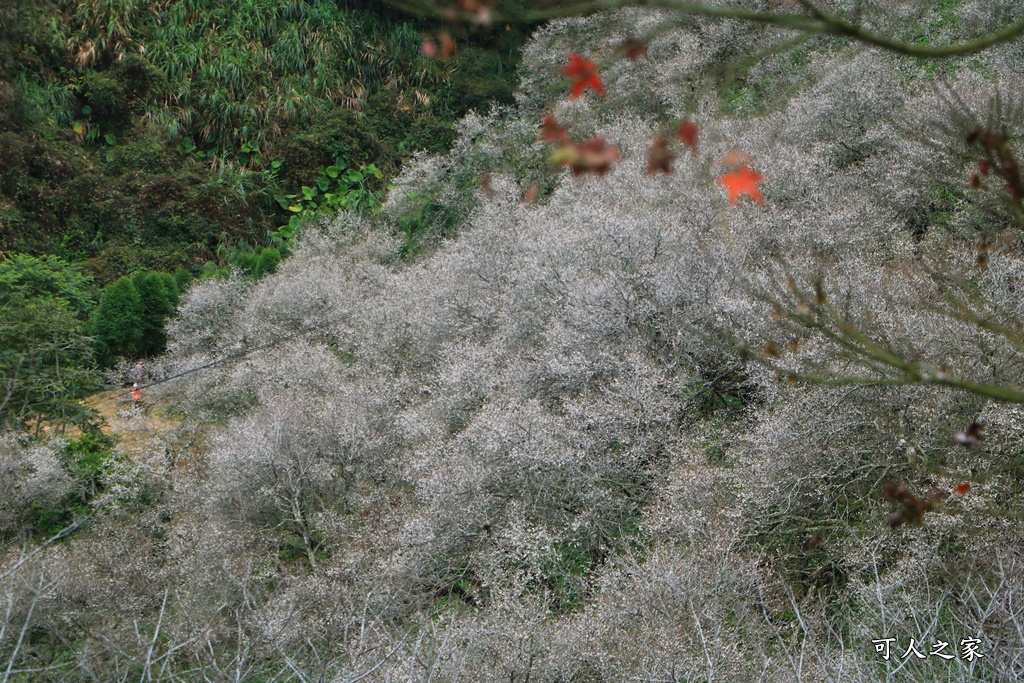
xmin=253 ymin=246 xmax=280 ymax=277
xmin=80 ymin=72 xmax=128 ymax=127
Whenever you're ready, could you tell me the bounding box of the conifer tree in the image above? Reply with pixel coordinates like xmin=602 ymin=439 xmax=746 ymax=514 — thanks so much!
xmin=131 ymin=271 xmax=179 ymax=356
xmin=91 ymin=276 xmax=144 ymax=364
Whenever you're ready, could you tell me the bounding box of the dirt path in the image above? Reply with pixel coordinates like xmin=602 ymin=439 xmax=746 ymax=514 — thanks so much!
xmin=83 ymin=389 xmax=205 ymax=469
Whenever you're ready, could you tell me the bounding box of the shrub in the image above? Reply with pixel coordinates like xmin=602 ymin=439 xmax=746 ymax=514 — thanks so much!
xmin=252 ymin=246 xmax=280 ymax=277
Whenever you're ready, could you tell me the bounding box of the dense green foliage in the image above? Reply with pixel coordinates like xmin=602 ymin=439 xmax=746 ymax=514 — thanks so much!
xmin=0 ymin=0 xmax=530 ymax=284
xmin=0 ymin=255 xmax=99 ymax=430
xmin=90 ymin=276 xmax=143 ymax=362
xmin=91 ymin=271 xmax=180 ymax=362
xmin=130 ymin=270 xmax=179 ymax=354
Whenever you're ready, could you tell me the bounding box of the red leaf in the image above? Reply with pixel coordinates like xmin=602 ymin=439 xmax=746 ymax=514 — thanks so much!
xmin=438 ymin=31 xmax=456 ymax=59
xmin=614 ymin=38 xmax=647 ymax=60
xmin=454 ymin=0 xmax=494 ymax=26
xmin=480 ymin=171 xmax=495 ymax=197
xmin=675 ymin=120 xmax=698 ymax=152
xmin=540 ymin=113 xmax=570 ymax=144
xmin=953 ymin=422 xmax=983 ymax=448
xmin=563 ymin=52 xmax=604 ymax=99
xmin=646 ymin=135 xmax=674 ymax=175
xmin=952 ymin=482 xmax=971 ymax=496
xmin=719 ymin=164 xmax=764 ymax=206
xmin=521 ymin=184 xmax=539 ymax=204
xmin=577 ymin=136 xmax=620 ymax=175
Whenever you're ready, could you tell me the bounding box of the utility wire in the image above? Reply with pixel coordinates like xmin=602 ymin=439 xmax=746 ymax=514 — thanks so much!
xmin=127 ymin=314 xmax=344 ymax=395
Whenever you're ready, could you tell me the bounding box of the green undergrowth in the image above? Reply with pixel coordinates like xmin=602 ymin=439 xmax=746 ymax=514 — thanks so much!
xmin=0 ymin=1 xmax=535 ymax=287
xmin=17 ymin=433 xmax=116 ymax=541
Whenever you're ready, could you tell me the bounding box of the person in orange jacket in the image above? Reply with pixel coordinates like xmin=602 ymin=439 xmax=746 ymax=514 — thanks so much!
xmin=132 ymin=383 xmax=143 ymax=406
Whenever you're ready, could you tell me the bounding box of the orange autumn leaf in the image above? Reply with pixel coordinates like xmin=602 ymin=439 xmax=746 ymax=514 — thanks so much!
xmin=675 ymin=120 xmax=698 ymax=153
xmin=719 ymin=147 xmax=754 ymax=170
xmin=550 ymin=135 xmax=620 ymax=176
xmin=646 ymin=135 xmax=674 ymax=175
xmin=719 ymin=164 xmax=764 ymax=206
xmin=563 ymin=52 xmax=604 ymax=99
xmin=456 ymin=0 xmax=494 ymax=26
xmin=422 ymin=31 xmax=456 ymax=59
xmin=540 ymin=113 xmax=570 ymax=144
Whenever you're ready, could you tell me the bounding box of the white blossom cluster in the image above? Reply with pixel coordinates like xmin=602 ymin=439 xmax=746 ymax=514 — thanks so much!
xmin=0 ymin=434 xmax=70 ymax=534
xmin=6 ymin=3 xmax=1024 ymax=680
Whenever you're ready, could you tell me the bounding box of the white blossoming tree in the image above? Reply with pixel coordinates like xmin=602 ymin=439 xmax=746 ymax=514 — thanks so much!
xmin=5 ymin=1 xmax=1024 ymax=680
